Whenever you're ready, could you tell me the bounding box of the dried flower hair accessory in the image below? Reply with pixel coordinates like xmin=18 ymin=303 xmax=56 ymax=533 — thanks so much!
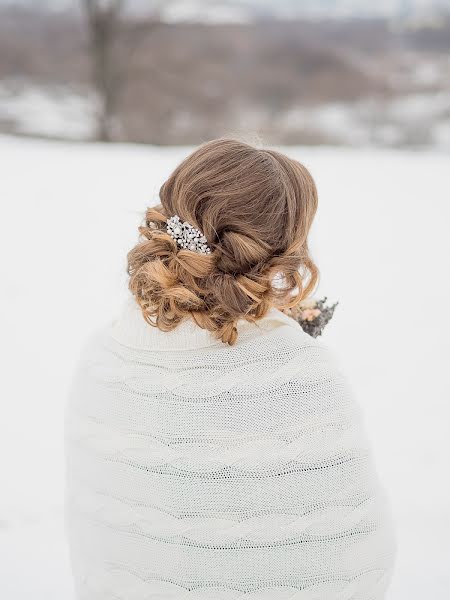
xmin=287 ymin=297 xmax=338 ymax=338
xmin=166 ymin=215 xmax=212 ymax=254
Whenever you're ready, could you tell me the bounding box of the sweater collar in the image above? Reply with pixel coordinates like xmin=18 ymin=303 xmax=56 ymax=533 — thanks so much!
xmin=110 ymin=297 xmax=300 ymax=352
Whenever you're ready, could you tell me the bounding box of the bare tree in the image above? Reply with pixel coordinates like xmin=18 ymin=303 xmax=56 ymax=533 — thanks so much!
xmin=83 ymin=0 xmax=124 ymax=141
xmin=82 ymin=0 xmax=173 ymax=142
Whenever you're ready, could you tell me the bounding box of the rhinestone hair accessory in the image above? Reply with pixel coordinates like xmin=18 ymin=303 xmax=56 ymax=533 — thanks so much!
xmin=166 ymin=215 xmax=212 ymax=254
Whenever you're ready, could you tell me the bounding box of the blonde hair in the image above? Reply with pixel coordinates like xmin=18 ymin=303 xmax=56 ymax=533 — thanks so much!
xmin=127 ymin=139 xmax=319 ymax=345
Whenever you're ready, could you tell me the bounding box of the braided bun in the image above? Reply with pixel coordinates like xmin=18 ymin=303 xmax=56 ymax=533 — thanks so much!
xmin=128 ymin=139 xmax=318 ymax=345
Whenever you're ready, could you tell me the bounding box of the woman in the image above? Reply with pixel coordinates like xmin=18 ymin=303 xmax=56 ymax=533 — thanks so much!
xmin=65 ymin=139 xmax=395 ymax=598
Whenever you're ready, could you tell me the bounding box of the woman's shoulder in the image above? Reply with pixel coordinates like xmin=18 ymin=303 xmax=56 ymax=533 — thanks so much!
xmin=248 ymin=307 xmax=341 ymax=366
xmin=76 ymin=305 xmax=339 ymax=370
xmin=69 ymin=304 xmax=343 ymax=396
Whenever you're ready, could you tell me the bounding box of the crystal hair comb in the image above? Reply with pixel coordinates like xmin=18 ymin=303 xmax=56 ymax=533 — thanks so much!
xmin=166 ymin=215 xmax=212 ymax=254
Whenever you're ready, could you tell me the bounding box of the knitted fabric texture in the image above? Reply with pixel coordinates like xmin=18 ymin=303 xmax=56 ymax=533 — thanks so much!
xmin=65 ymin=299 xmax=395 ymax=599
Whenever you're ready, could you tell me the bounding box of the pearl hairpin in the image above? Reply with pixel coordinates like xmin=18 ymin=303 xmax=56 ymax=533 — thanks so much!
xmin=166 ymin=215 xmax=212 ymax=254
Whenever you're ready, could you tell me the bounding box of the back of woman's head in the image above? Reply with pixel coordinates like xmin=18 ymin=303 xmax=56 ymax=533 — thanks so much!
xmin=128 ymin=138 xmax=319 ymax=345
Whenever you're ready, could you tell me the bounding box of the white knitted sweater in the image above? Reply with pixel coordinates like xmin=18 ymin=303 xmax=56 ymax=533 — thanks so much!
xmin=65 ymin=299 xmax=395 ymax=599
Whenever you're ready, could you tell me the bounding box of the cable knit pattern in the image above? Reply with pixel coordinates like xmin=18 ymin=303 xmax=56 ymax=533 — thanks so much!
xmin=65 ymin=299 xmax=395 ymax=599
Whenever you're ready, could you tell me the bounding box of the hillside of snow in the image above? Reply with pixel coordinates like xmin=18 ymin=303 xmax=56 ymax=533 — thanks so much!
xmin=0 ymin=136 xmax=449 ymax=598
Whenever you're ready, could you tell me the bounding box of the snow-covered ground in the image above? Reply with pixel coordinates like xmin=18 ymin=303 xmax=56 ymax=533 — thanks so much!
xmin=0 ymin=80 xmax=96 ymax=140
xmin=0 ymin=135 xmax=449 ymax=598
xmin=3 ymin=77 xmax=450 ymax=149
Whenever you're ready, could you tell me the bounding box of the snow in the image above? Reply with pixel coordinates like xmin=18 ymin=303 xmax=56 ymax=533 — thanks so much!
xmin=0 ymin=80 xmax=96 ymax=140
xmin=3 ymin=77 xmax=450 ymax=149
xmin=0 ymin=135 xmax=449 ymax=598
xmin=279 ymin=94 xmax=450 ymax=149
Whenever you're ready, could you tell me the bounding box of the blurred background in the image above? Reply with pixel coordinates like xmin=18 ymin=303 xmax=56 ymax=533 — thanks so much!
xmin=1 ymin=0 xmax=450 ymax=146
xmin=1 ymin=1 xmax=449 ymax=599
